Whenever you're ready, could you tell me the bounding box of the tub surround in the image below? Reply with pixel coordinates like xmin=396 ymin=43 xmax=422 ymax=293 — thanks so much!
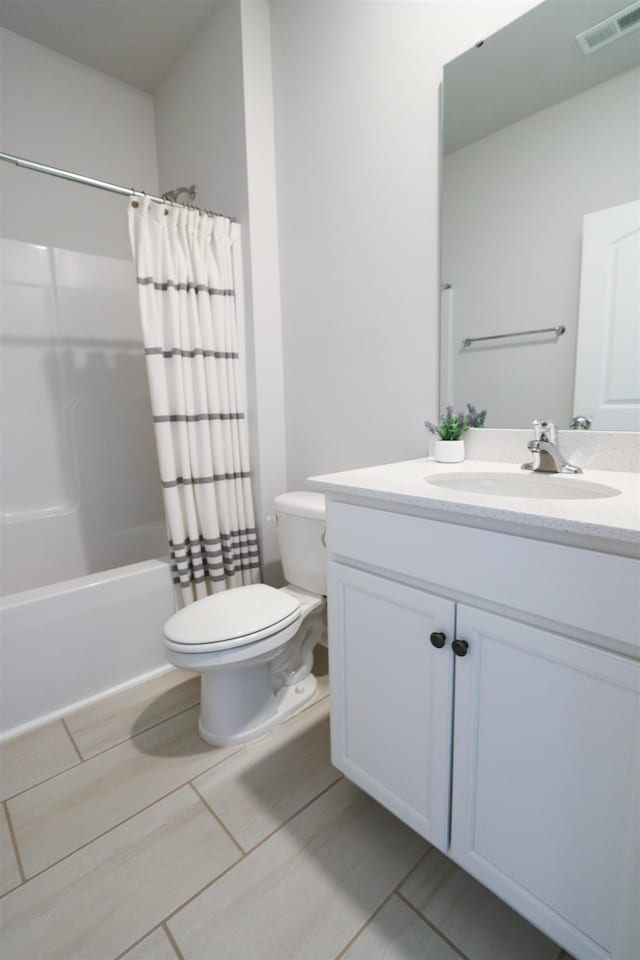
xmin=311 ymin=446 xmax=639 ymax=960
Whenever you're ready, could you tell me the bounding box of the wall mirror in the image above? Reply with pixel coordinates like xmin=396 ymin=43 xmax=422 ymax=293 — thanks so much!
xmin=440 ymin=0 xmax=640 ymax=430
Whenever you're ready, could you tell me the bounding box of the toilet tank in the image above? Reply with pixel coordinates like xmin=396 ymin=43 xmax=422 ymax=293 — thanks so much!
xmin=274 ymin=492 xmax=326 ymax=595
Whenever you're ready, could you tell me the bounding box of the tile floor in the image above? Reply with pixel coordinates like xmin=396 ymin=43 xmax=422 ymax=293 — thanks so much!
xmin=0 ymin=661 xmax=568 ymax=960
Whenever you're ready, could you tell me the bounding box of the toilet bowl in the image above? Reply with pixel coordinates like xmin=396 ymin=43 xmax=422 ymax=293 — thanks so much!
xmin=163 ymin=492 xmax=327 ymax=746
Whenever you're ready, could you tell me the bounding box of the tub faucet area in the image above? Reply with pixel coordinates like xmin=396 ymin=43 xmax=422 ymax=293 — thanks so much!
xmin=522 ymin=420 xmax=582 ymax=474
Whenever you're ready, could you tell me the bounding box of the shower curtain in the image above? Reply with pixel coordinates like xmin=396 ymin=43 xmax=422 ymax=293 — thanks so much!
xmin=128 ymin=197 xmax=260 ymax=604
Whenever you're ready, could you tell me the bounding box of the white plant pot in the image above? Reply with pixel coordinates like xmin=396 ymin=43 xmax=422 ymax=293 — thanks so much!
xmin=433 ymin=439 xmax=465 ymax=463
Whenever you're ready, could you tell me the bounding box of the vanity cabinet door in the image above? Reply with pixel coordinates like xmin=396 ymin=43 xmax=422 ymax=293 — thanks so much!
xmin=328 ymin=561 xmax=455 ymax=850
xmin=450 ymin=605 xmax=640 ymax=960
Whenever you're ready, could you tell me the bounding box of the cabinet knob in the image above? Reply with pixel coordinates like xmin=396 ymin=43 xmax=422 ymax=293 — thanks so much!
xmin=452 ymin=639 xmax=469 ymax=657
xmin=430 ymin=631 xmax=446 ymax=649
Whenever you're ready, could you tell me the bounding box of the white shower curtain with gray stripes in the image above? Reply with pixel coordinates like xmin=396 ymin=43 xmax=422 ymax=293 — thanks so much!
xmin=128 ymin=197 xmax=260 ymax=604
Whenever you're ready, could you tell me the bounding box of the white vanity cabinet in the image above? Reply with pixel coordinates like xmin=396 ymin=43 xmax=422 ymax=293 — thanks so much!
xmin=451 ymin=606 xmax=639 ymax=960
xmin=325 ymin=498 xmax=640 ymax=960
xmin=327 ymin=563 xmax=454 ymax=848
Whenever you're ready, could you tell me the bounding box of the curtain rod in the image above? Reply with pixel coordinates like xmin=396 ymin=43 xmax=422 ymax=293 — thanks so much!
xmin=0 ymin=151 xmax=237 ymax=222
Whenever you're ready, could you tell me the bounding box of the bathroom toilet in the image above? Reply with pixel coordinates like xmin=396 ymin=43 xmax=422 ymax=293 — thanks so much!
xmin=164 ymin=491 xmax=327 ymax=746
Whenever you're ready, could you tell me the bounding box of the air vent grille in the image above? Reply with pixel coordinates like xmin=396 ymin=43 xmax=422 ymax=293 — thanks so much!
xmin=576 ymin=1 xmax=640 ymax=53
xmin=618 ymin=5 xmax=640 ymax=28
xmin=584 ymin=22 xmax=618 ymax=48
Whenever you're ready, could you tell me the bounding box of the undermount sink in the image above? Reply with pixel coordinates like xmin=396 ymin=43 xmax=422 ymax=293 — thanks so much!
xmin=425 ymin=471 xmax=621 ymax=501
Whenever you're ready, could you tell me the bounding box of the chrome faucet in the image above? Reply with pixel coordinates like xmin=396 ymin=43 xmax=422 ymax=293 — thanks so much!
xmin=522 ymin=420 xmax=582 ymax=474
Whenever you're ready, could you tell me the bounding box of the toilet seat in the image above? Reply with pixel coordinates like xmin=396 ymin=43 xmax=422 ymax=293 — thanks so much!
xmin=164 ymin=583 xmax=302 ymax=655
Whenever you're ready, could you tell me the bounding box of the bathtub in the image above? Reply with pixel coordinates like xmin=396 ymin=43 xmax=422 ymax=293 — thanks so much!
xmin=0 ymin=559 xmax=176 ymax=739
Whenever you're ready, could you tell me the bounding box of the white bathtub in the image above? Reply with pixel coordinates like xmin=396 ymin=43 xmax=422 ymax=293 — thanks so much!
xmin=0 ymin=559 xmax=176 ymax=739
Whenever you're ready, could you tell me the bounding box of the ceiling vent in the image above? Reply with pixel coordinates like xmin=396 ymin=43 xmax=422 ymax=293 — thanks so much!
xmin=576 ymin=1 xmax=640 ymax=53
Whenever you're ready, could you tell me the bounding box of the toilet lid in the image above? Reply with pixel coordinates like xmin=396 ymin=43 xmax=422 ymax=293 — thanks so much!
xmin=164 ymin=583 xmax=301 ymax=650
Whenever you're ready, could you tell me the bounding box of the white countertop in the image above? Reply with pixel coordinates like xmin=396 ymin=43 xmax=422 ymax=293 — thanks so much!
xmin=308 ymin=458 xmax=640 ymax=557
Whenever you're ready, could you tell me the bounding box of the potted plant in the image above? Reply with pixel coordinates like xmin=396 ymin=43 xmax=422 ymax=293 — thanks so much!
xmin=425 ymin=405 xmax=471 ymax=463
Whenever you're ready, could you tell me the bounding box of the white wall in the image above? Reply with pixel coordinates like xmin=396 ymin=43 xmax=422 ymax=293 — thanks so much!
xmin=270 ymin=0 xmax=540 ymax=489
xmin=153 ymin=2 xmax=249 ymax=222
xmin=154 ymin=1 xmax=288 ymax=583
xmin=0 ymin=29 xmax=166 ymax=594
xmin=239 ymin=0 xmax=288 ymax=583
xmin=442 ymin=67 xmax=640 ymax=429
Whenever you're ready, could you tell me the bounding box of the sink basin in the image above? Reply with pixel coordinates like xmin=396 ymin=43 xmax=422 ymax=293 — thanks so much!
xmin=425 ymin=472 xmax=621 ymax=500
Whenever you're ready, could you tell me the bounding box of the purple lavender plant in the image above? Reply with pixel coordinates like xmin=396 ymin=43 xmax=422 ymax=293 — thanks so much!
xmin=466 ymin=403 xmax=487 ymax=428
xmin=424 ymin=404 xmax=470 ymax=441
xmin=425 ymin=403 xmax=487 ymax=439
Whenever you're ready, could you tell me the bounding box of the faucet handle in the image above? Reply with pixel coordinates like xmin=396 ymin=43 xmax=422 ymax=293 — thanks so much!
xmin=532 ymin=419 xmax=557 ymax=443
xmin=570 ymin=415 xmax=593 ymax=430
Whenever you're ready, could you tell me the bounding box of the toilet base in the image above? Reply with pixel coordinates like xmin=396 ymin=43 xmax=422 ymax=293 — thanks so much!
xmin=198 ymin=672 xmax=318 ymax=747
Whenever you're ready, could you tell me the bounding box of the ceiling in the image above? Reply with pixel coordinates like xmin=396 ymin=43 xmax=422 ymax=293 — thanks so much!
xmin=0 ymin=0 xmax=219 ymax=92
xmin=443 ymin=0 xmax=640 ymax=153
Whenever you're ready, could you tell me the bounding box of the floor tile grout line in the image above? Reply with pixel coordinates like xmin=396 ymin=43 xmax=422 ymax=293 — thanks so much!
xmin=60 ymin=715 xmax=85 ymax=763
xmin=115 ymin=773 xmax=347 ymax=959
xmin=0 ymin=691 xmax=200 ymax=804
xmin=396 ymin=890 xmax=471 ymax=960
xmin=162 ymin=920 xmax=186 ymax=960
xmin=112 ymin=920 xmax=185 ymax=960
xmin=88 ymin=683 xmax=326 ymax=767
xmin=0 ymin=692 xmax=331 ymax=893
xmin=394 ymin=845 xmax=432 ymax=889
xmin=0 ymin=880 xmax=22 ymax=899
xmin=1 ymin=683 xmax=326 ymax=805
xmin=1 ymin=716 xmax=338 ymax=897
xmin=333 ymin=887 xmax=398 ymax=960
xmin=243 ymin=773 xmax=343 ymax=856
xmin=162 ymin=843 xmax=256 ymax=937
xmin=2 ymin=800 xmax=26 ymax=885
xmin=161 ymin=775 xmax=346 ymax=932
xmin=333 ymin=846 xmax=432 ymax=960
xmin=1 ymin=752 xmax=82 ymax=806
xmin=0 ymin=774 xmax=219 ymax=895
xmin=112 ymin=923 xmax=166 ymax=960
xmin=188 ymin=781 xmax=247 ymax=856
xmin=61 ymin=697 xmax=201 ymax=765
xmin=2 ymin=735 xmax=246 ymax=881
